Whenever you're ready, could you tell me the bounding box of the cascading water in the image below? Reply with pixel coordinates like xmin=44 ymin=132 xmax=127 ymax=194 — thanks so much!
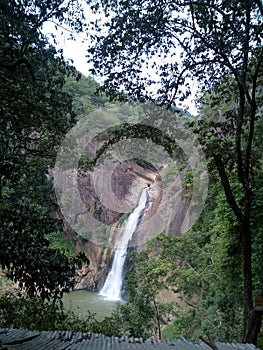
xmin=99 ymin=187 xmax=149 ymax=301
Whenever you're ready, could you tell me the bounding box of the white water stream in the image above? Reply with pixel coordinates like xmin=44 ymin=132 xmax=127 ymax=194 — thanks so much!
xmin=99 ymin=187 xmax=148 ymax=301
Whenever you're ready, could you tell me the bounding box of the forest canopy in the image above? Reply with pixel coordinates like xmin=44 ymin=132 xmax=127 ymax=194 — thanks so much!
xmin=0 ymin=0 xmax=87 ymax=300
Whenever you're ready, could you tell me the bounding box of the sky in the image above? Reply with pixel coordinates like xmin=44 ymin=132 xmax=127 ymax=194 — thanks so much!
xmin=42 ymin=21 xmax=198 ymax=115
xmin=43 ymin=22 xmax=93 ymax=77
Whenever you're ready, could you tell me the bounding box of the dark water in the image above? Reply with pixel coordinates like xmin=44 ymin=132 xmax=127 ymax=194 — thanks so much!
xmin=63 ymin=290 xmax=118 ymax=321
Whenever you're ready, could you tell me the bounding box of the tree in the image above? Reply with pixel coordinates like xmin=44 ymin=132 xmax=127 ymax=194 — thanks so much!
xmin=196 ymin=69 xmax=263 ymax=343
xmin=112 ymin=249 xmax=174 ymax=339
xmin=0 ymin=0 xmax=87 ymax=300
xmin=86 ymin=0 xmax=263 ymax=344
xmin=120 ymin=182 xmax=245 ymax=342
xmin=64 ymin=75 xmax=108 ymax=118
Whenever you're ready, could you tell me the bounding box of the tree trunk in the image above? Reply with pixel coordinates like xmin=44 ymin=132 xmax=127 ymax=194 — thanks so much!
xmin=243 ymin=310 xmax=263 ymax=345
xmin=241 ymin=218 xmax=262 ymax=345
xmin=153 ymin=299 xmax=162 ymax=339
xmin=243 ymin=230 xmax=263 ymax=345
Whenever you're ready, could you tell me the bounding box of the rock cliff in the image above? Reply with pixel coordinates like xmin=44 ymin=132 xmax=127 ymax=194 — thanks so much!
xmin=61 ymin=158 xmax=195 ymax=291
xmin=56 ymin=129 xmax=200 ymax=291
xmin=71 ymin=161 xmax=161 ymax=291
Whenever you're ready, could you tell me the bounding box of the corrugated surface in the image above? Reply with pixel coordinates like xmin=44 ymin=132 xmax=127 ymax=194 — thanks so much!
xmin=0 ymin=329 xmax=261 ymax=350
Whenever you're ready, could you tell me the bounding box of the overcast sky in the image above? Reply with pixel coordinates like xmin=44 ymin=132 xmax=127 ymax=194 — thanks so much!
xmin=42 ymin=22 xmax=198 ymax=115
xmin=43 ymin=22 xmax=92 ymax=76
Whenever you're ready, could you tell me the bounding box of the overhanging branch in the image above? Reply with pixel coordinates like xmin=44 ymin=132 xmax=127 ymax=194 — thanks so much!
xmin=213 ymin=153 xmax=243 ymax=223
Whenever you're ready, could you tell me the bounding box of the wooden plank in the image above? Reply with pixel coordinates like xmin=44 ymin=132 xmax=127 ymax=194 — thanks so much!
xmin=255 ymin=296 xmax=263 ymax=309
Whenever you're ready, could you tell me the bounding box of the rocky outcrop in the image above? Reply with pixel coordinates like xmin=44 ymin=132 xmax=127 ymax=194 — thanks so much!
xmin=68 ymin=161 xmax=195 ymax=291
xmin=58 ymin=144 xmax=196 ymax=291
xmin=74 ymin=239 xmax=112 ymax=291
xmin=62 ymin=160 xmax=162 ymax=291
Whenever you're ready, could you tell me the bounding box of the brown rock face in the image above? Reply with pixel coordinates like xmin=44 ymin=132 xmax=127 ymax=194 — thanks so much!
xmin=60 ymin=159 xmax=194 ymax=291
xmin=62 ymin=160 xmax=161 ymax=291
xmin=74 ymin=239 xmax=112 ymax=291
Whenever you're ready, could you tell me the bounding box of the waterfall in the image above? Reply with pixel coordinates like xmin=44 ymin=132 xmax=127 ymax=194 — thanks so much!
xmin=99 ymin=187 xmax=149 ymax=301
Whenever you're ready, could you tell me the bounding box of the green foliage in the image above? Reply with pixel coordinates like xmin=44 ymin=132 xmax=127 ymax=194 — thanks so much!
xmin=65 ymin=75 xmax=108 ymax=119
xmin=46 ymin=231 xmax=76 ymax=258
xmin=0 ymin=0 xmax=87 ymax=301
xmin=0 ymin=0 xmax=262 ymax=344
xmin=160 ymin=180 xmax=243 ymax=341
xmin=0 ymin=292 xmax=68 ymax=331
xmin=117 ymin=212 xmax=131 ymax=228
xmin=79 ymin=150 xmax=94 ymax=172
xmin=85 ymin=122 xmax=180 ymax=172
xmin=0 ymin=156 xmax=84 ymax=300
xmin=87 ymin=0 xmax=262 ymax=104
xmin=182 ymin=168 xmax=193 ymax=199
xmin=196 ymin=66 xmax=263 ymax=343
xmin=250 ymin=164 xmax=263 ymax=294
xmin=113 ymin=249 xmax=174 ymax=339
xmin=86 ymin=1 xmax=263 ymax=341
xmin=114 ymin=174 xmax=250 ymax=341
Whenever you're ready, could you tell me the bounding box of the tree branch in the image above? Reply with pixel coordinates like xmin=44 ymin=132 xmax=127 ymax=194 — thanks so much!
xmin=0 ymin=58 xmax=35 ymax=80
xmin=213 ymin=153 xmax=243 ymax=223
xmin=200 ymin=333 xmax=218 ymax=350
